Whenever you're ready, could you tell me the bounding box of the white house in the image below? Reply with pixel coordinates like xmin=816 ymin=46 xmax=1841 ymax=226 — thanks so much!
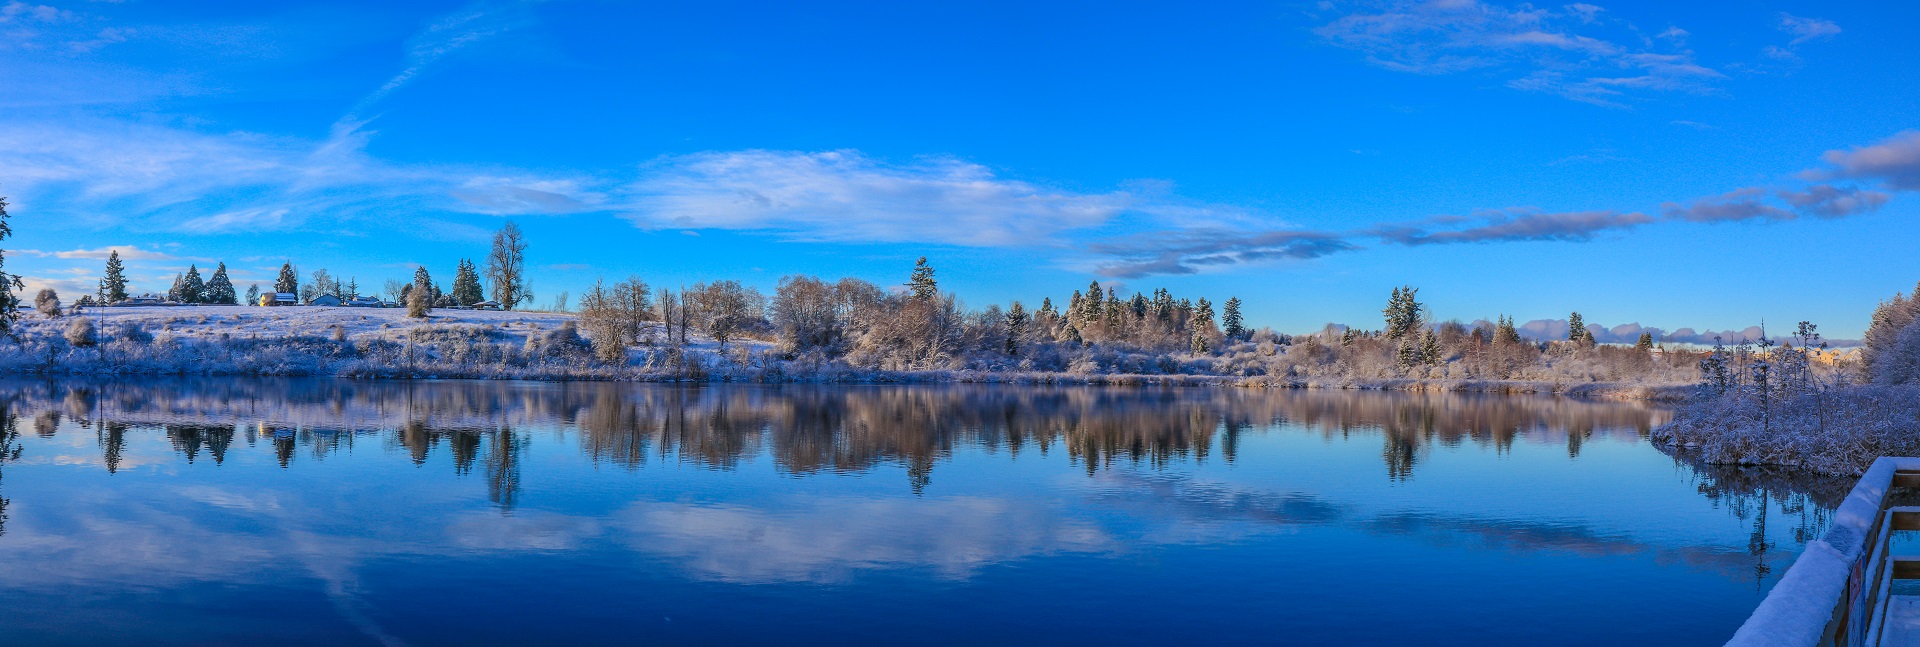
xmin=345 ymin=296 xmax=383 ymax=308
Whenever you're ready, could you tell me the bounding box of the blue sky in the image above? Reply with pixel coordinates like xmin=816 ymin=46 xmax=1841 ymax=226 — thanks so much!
xmin=3 ymin=0 xmax=1916 ymax=340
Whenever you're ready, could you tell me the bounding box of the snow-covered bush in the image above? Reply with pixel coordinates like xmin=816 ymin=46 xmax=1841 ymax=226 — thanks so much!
xmin=64 ymin=318 xmax=96 ymax=347
xmin=34 ymin=289 xmax=60 ymax=318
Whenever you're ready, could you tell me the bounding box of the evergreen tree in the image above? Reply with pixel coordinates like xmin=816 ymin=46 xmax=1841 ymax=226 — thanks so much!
xmin=1636 ymin=332 xmax=1655 ymax=350
xmin=412 ymin=267 xmax=439 ymax=303
xmin=1382 ymin=286 xmax=1423 ymax=340
xmin=1222 ymin=297 xmax=1246 ymax=340
xmin=1189 ymin=298 xmax=1216 ymax=354
xmin=0 ymin=196 xmax=21 ymax=335
xmin=245 ymin=284 xmax=261 ymax=307
xmin=1081 ymin=281 xmax=1103 ymax=323
xmin=180 ymin=265 xmax=206 ymax=304
xmin=1567 ymin=311 xmax=1589 ymax=345
xmin=205 ymin=263 xmax=237 ymax=304
xmin=907 ymin=257 xmax=938 ymax=300
xmin=99 ymin=249 xmax=129 ymax=304
xmin=1420 ymin=329 xmax=1442 ymax=364
xmin=1039 ymin=297 xmax=1055 ymax=318
xmin=452 ymin=259 xmax=485 ymax=306
xmin=275 ymin=261 xmax=298 ymax=295
xmin=167 ymin=273 xmax=185 ymax=302
xmin=1494 ymin=315 xmax=1523 ymax=345
xmin=1005 ymin=301 xmax=1029 ymax=355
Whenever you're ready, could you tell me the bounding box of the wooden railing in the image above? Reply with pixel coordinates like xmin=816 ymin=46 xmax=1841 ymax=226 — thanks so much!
xmin=1728 ymin=457 xmax=1920 ymax=647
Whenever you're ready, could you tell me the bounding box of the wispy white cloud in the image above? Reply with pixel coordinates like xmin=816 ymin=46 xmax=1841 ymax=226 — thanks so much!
xmin=339 ymin=0 xmax=539 ymax=128
xmin=1311 ymin=0 xmax=1722 ymax=106
xmin=626 ymin=150 xmax=1144 ymax=247
xmin=49 ymin=245 xmax=179 ymax=261
xmin=1778 ymin=13 xmax=1840 ymax=46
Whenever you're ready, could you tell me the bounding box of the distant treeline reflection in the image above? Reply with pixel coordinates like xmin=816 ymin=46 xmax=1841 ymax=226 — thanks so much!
xmin=2 ymin=379 xmax=1671 ymax=494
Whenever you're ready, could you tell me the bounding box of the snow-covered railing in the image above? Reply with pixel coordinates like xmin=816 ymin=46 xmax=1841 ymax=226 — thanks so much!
xmin=1727 ymin=457 xmax=1920 ymax=647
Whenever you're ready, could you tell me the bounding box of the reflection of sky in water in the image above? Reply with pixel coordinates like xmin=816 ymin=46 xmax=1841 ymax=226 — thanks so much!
xmin=0 ymin=379 xmax=1849 ymax=645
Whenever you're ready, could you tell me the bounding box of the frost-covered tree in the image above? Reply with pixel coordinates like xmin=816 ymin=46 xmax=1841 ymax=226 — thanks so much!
xmin=275 ymin=261 xmax=298 ymax=295
xmin=406 ymin=271 xmax=433 ymax=318
xmin=179 ymin=265 xmax=206 ymax=304
xmin=1567 ymin=311 xmax=1595 ymax=347
xmin=1636 ymin=332 xmax=1654 ymax=350
xmin=1494 ymin=315 xmax=1522 ymax=346
xmin=487 ymin=222 xmax=531 ymax=310
xmin=245 ymin=284 xmax=261 ymax=307
xmin=0 ymin=197 xmax=20 ymax=335
xmin=99 ymin=250 xmax=129 ymax=304
xmin=452 ymin=259 xmax=485 ymax=306
xmin=205 ymin=263 xmax=237 ymax=305
xmin=1223 ymin=296 xmax=1246 ymax=341
xmin=1382 ymin=286 xmax=1423 ymax=341
xmin=1005 ymin=301 xmax=1028 ymax=355
xmin=1864 ymin=284 xmax=1920 ymax=384
xmin=771 ymin=275 xmax=839 ymax=352
xmin=167 ymin=273 xmax=185 ymax=302
xmin=908 ymin=257 xmax=937 ymax=300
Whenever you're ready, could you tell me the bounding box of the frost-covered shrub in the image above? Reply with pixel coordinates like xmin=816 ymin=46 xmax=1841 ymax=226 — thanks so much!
xmin=34 ymin=289 xmax=60 ymax=317
xmin=64 ymin=318 xmax=96 ymax=347
xmin=116 ymin=323 xmax=153 ymax=344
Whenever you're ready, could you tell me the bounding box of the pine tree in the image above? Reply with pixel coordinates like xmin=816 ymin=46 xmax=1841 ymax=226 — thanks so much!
xmin=99 ymin=249 xmax=130 ymax=304
xmin=452 ymin=259 xmax=485 ymax=306
xmin=1567 ymin=311 xmax=1587 ymax=345
xmin=245 ymin=284 xmax=261 ymax=307
xmin=167 ymin=273 xmax=185 ymax=302
xmin=412 ymin=267 xmax=437 ymax=303
xmin=908 ymin=257 xmax=937 ymax=300
xmin=1189 ymin=298 xmax=1216 ymax=354
xmin=275 ymin=262 xmax=298 ymax=295
xmin=180 ymin=265 xmax=206 ymax=304
xmin=1420 ymin=329 xmax=1441 ymax=364
xmin=1005 ymin=301 xmax=1029 ymax=355
xmin=1494 ymin=315 xmax=1522 ymax=346
xmin=205 ymin=262 xmax=237 ymax=304
xmin=1222 ymin=297 xmax=1246 ymax=340
xmin=1039 ymin=297 xmax=1055 ymax=318
xmin=1382 ymin=286 xmax=1423 ymax=340
xmin=1636 ymin=332 xmax=1655 ymax=350
xmin=1081 ymin=281 xmax=1103 ymax=323
xmin=0 ymin=196 xmax=21 ymax=335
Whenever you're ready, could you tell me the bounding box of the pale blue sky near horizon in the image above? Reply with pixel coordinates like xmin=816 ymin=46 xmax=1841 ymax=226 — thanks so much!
xmin=2 ymin=0 xmax=1916 ymax=340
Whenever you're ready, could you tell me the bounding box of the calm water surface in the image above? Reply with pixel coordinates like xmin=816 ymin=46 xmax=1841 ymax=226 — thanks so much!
xmin=0 ymin=379 xmax=1850 ymax=645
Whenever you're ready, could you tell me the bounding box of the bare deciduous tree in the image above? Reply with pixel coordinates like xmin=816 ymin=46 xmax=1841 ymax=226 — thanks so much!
xmin=487 ymin=222 xmax=532 ymax=310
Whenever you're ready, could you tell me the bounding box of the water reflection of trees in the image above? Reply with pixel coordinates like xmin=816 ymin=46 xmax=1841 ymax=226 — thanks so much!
xmin=0 ymin=378 xmax=1676 ymax=500
xmin=1673 ymin=452 xmax=1862 ymax=590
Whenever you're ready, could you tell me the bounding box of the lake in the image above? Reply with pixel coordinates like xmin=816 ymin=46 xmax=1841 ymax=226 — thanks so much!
xmin=0 ymin=379 xmax=1846 ymax=645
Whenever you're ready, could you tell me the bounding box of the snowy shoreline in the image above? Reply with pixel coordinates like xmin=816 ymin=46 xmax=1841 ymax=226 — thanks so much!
xmin=2 ymin=306 xmax=1692 ymax=400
